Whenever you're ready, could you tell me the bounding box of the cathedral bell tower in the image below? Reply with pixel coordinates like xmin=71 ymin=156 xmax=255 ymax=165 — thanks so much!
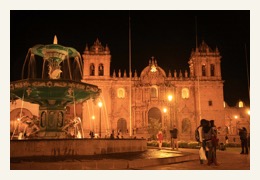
xmin=188 ymin=41 xmax=225 ymax=128
xmin=188 ymin=41 xmax=222 ymax=80
xmin=82 ymin=39 xmax=111 ymax=80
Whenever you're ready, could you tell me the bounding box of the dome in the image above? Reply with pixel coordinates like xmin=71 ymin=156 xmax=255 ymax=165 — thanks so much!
xmin=140 ymin=57 xmax=166 ymax=85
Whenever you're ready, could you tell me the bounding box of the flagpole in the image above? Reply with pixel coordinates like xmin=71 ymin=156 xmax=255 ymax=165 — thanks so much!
xmin=129 ymin=13 xmax=132 ymax=137
xmin=195 ymin=16 xmax=201 ymax=121
xmin=245 ymin=44 xmax=250 ymax=101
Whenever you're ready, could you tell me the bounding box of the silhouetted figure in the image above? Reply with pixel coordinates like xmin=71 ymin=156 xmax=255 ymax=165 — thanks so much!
xmin=157 ymin=130 xmax=163 ymax=150
xmin=110 ymin=130 xmax=115 ymax=139
xmin=209 ymin=120 xmax=219 ymax=166
xmin=89 ymin=131 xmax=94 ymax=139
xmin=197 ymin=119 xmax=208 ymax=164
xmin=225 ymin=135 xmax=229 ymax=144
xmin=239 ymin=127 xmax=249 ymax=154
xmin=170 ymin=125 xmax=178 ymax=150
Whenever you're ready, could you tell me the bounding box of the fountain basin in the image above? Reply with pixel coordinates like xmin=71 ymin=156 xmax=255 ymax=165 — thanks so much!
xmin=10 ymin=139 xmax=147 ymax=158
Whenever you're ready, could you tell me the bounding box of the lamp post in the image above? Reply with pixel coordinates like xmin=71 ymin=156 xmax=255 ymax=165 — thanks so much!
xmin=163 ymin=107 xmax=167 ymax=139
xmin=168 ymin=95 xmax=173 ymax=129
xmin=98 ymin=101 xmax=102 ymax=138
xmin=234 ymin=115 xmax=238 ymax=135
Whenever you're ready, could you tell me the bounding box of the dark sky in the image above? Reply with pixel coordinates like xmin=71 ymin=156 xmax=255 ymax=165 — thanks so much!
xmin=10 ymin=10 xmax=250 ymax=107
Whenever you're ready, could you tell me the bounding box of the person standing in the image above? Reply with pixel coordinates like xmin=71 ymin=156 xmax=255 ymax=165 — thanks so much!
xmin=157 ymin=130 xmax=163 ymax=150
xmin=239 ymin=127 xmax=249 ymax=154
xmin=201 ymin=120 xmax=219 ymax=166
xmin=89 ymin=131 xmax=94 ymax=139
xmin=197 ymin=119 xmax=208 ymax=164
xmin=225 ymin=135 xmax=229 ymax=144
xmin=210 ymin=120 xmax=219 ymax=165
xmin=170 ymin=125 xmax=178 ymax=150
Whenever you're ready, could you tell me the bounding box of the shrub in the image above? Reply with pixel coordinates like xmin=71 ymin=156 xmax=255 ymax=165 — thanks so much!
xmin=225 ymin=142 xmax=241 ymax=148
xmin=147 ymin=140 xmax=200 ymax=149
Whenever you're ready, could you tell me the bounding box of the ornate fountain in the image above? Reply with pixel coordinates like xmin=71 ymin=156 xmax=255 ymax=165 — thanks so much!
xmin=10 ymin=36 xmax=146 ymax=161
xmin=10 ymin=36 xmax=101 ymax=139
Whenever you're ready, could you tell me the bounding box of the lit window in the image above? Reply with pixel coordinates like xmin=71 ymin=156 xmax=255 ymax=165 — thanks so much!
xmin=151 ymin=87 xmax=158 ymax=98
xmin=182 ymin=88 xmax=189 ymax=99
xmin=117 ymin=88 xmax=125 ymax=98
xmin=238 ymin=101 xmax=244 ymax=108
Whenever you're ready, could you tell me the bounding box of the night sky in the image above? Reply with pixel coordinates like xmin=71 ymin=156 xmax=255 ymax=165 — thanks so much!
xmin=10 ymin=10 xmax=250 ymax=107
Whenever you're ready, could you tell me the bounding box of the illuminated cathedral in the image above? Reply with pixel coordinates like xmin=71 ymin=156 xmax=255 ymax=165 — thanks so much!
xmin=80 ymin=39 xmax=225 ymax=140
xmin=10 ymin=39 xmax=250 ymax=141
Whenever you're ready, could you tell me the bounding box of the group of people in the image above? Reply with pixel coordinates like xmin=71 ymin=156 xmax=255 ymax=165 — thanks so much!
xmin=157 ymin=119 xmax=220 ymax=166
xmin=197 ymin=119 xmax=219 ymax=166
xmin=157 ymin=125 xmax=179 ymax=150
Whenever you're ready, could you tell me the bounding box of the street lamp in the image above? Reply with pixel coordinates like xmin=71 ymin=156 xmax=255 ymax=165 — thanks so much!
xmin=163 ymin=107 xmax=167 ymax=139
xmin=168 ymin=95 xmax=173 ymax=129
xmin=163 ymin=107 xmax=167 ymax=127
xmin=98 ymin=101 xmax=102 ymax=138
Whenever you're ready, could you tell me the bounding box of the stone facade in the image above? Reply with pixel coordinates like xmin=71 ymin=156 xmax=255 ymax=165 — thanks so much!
xmin=79 ymin=39 xmax=225 ymax=141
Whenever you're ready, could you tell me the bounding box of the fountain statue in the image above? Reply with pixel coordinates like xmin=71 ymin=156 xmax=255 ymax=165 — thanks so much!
xmin=10 ymin=36 xmax=101 ymax=139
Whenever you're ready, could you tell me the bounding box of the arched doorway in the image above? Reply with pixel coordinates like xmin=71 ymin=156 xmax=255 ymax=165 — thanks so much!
xmin=148 ymin=107 xmax=162 ymax=139
xmin=117 ymin=118 xmax=127 ymax=134
xmin=181 ymin=118 xmax=191 ymax=134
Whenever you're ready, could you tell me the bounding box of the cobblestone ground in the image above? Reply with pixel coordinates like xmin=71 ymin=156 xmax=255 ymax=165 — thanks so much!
xmin=137 ymin=148 xmax=250 ymax=170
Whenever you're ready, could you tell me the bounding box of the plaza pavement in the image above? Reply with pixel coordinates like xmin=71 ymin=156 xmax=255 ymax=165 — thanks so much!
xmin=10 ymin=147 xmax=250 ymax=170
xmin=137 ymin=148 xmax=250 ymax=170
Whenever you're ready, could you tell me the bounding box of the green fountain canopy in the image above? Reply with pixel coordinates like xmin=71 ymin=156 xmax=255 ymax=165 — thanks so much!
xmin=10 ymin=79 xmax=101 ymax=108
xmin=31 ymin=44 xmax=80 ymax=63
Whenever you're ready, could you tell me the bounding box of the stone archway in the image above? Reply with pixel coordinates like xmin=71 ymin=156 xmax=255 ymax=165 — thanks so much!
xmin=148 ymin=107 xmax=162 ymax=139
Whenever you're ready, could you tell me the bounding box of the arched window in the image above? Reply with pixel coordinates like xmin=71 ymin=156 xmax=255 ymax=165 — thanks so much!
xmin=210 ymin=64 xmax=215 ymax=76
xmin=238 ymin=101 xmax=244 ymax=108
xmin=90 ymin=63 xmax=95 ymax=76
xmin=117 ymin=88 xmax=125 ymax=98
xmin=151 ymin=86 xmax=158 ymax=98
xmin=182 ymin=88 xmax=189 ymax=99
xmin=202 ymin=65 xmax=206 ymax=76
xmin=98 ymin=64 xmax=104 ymax=76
